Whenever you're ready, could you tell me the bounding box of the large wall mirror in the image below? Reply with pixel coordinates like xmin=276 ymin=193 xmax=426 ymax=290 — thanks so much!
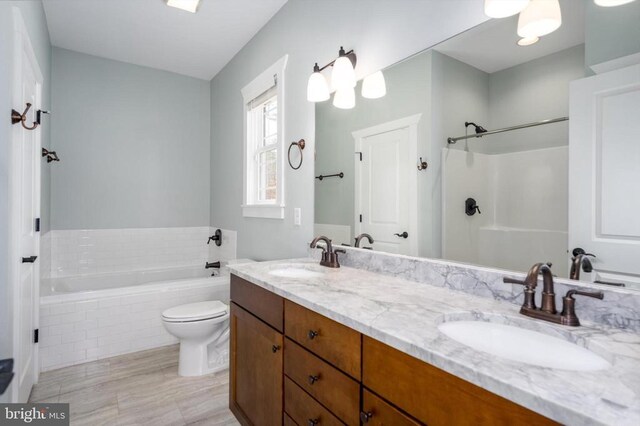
xmin=314 ymin=0 xmax=640 ymax=289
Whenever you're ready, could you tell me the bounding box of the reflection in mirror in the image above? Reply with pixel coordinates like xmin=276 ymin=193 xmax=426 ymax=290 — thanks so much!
xmin=314 ymin=0 xmax=640 ymax=289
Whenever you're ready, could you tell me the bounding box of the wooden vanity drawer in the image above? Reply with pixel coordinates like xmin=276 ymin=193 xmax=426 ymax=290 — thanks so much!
xmin=363 ymin=336 xmax=558 ymax=426
xmin=362 ymin=389 xmax=421 ymax=426
xmin=284 ymin=300 xmax=361 ymax=379
xmin=231 ymin=274 xmax=283 ymax=332
xmin=285 ymin=376 xmax=344 ymax=426
xmin=284 ymin=413 xmax=297 ymax=426
xmin=285 ymin=338 xmax=359 ymax=425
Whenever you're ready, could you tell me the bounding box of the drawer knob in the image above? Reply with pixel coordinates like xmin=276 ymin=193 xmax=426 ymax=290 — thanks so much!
xmin=307 ymin=419 xmax=319 ymax=426
xmin=308 ymin=330 xmax=319 ymax=340
xmin=360 ymin=411 xmax=374 ymax=423
xmin=272 ymin=345 xmax=281 ymax=353
xmin=308 ymin=374 xmax=320 ymax=385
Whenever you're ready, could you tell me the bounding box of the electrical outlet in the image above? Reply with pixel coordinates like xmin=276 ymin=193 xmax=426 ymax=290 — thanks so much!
xmin=294 ymin=208 xmax=301 ymax=226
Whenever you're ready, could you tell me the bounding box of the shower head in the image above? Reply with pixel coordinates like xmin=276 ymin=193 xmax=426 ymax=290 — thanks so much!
xmin=465 ymin=122 xmax=487 ymax=134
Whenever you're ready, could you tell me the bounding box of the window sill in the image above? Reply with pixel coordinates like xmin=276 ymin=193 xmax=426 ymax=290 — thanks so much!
xmin=242 ymin=204 xmax=285 ymax=219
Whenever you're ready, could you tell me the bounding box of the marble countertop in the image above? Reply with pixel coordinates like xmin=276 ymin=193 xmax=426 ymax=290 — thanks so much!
xmin=228 ymin=258 xmax=640 ymax=426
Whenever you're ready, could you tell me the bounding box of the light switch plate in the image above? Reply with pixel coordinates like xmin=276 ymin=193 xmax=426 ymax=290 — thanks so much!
xmin=294 ymin=208 xmax=301 ymax=226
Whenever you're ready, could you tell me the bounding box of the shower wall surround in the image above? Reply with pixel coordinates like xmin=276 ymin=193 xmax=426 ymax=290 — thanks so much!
xmin=319 ymin=247 xmax=640 ymax=332
xmin=40 ymin=227 xmax=236 ymax=278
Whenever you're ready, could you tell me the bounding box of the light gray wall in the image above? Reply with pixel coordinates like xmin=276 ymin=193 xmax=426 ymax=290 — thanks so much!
xmin=50 ymin=47 xmax=211 ymax=230
xmin=210 ymin=0 xmax=489 ymax=261
xmin=482 ymin=44 xmax=585 ymax=154
xmin=0 ymin=0 xmax=51 ymax=401
xmin=585 ymin=1 xmax=640 ymax=70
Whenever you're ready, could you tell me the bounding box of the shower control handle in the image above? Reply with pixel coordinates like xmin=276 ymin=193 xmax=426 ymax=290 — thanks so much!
xmin=394 ymin=232 xmax=408 ymax=239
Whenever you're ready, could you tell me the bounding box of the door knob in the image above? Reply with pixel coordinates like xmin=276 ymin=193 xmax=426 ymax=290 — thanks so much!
xmin=394 ymin=232 xmax=408 ymax=239
xmin=572 ymin=247 xmax=595 ymax=258
xmin=21 ymin=256 xmax=37 ymax=263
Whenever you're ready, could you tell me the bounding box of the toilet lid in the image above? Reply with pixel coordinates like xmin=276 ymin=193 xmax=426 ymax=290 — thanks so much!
xmin=162 ymin=301 xmax=228 ymax=321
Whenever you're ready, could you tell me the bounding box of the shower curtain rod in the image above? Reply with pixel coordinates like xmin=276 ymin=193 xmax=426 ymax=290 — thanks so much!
xmin=447 ymin=116 xmax=569 ymax=145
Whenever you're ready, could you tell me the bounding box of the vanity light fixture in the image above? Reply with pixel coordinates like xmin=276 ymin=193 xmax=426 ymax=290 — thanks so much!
xmin=517 ymin=36 xmax=540 ymax=46
xmin=484 ymin=0 xmax=530 ymax=18
xmin=307 ymin=46 xmax=359 ymax=108
xmin=361 ymin=70 xmax=387 ymax=99
xmin=594 ymin=0 xmax=637 ymax=5
xmin=333 ymin=87 xmax=356 ymax=109
xmin=517 ymin=0 xmax=562 ymax=39
xmin=307 ymin=63 xmax=331 ymax=102
xmin=331 ymin=47 xmax=357 ymax=91
xmin=166 ymin=0 xmax=200 ymax=13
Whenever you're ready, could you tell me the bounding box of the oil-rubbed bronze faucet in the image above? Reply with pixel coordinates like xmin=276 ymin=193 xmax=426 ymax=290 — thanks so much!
xmin=504 ymin=262 xmax=604 ymax=326
xmin=354 ymin=233 xmax=374 ymax=249
xmin=569 ymin=248 xmax=595 ymax=280
xmin=310 ymin=236 xmax=345 ymax=268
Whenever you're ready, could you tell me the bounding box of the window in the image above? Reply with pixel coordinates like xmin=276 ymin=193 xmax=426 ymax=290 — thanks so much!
xmin=241 ymin=55 xmax=288 ymax=219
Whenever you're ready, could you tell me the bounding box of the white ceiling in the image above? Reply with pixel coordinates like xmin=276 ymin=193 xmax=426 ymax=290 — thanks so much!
xmin=434 ymin=0 xmax=585 ymax=73
xmin=42 ymin=0 xmax=288 ymax=80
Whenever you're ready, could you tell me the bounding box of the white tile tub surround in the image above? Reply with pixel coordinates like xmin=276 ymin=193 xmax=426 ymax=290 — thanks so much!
xmin=47 ymin=226 xmax=237 ymax=277
xmin=39 ymin=275 xmax=230 ymax=371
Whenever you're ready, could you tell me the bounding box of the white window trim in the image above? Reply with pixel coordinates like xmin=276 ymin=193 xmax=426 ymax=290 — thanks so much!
xmin=241 ymin=55 xmax=288 ymax=219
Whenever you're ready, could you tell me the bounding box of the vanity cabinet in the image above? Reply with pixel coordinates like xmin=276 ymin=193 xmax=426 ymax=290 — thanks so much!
xmin=230 ymin=276 xmax=284 ymax=426
xmin=230 ymin=274 xmax=558 ymax=426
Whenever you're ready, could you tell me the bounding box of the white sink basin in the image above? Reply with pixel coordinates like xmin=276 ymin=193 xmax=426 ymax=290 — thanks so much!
xmin=269 ymin=268 xmax=324 ymax=279
xmin=438 ymin=321 xmax=610 ymax=371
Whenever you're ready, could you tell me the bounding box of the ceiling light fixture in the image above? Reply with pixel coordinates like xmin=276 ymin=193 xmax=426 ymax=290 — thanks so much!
xmin=594 ymin=0 xmax=637 ymax=5
xmin=362 ymin=71 xmax=387 ymax=99
xmin=166 ymin=0 xmax=200 ymax=13
xmin=517 ymin=36 xmax=540 ymax=46
xmin=517 ymin=0 xmax=562 ymax=38
xmin=484 ymin=0 xmax=530 ymax=18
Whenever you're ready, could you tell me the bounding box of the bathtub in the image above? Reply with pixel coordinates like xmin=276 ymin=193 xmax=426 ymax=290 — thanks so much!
xmin=39 ymin=265 xmax=232 ymax=371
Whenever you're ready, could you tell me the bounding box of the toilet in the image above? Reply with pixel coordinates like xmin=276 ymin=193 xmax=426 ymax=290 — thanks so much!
xmin=161 ymin=300 xmax=230 ymax=377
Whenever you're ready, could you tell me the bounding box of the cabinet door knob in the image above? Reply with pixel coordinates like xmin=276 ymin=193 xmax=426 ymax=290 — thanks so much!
xmin=308 ymin=374 xmax=320 ymax=385
xmin=271 ymin=345 xmax=280 ymax=353
xmin=360 ymin=411 xmax=374 ymax=423
xmin=307 ymin=419 xmax=319 ymax=426
xmin=308 ymin=330 xmax=319 ymax=340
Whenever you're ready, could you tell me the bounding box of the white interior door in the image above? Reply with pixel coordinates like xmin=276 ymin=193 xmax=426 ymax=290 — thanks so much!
xmin=569 ymin=63 xmax=640 ymax=288
xmin=11 ymin=8 xmax=42 ymax=402
xmin=354 ymin=115 xmax=420 ymax=256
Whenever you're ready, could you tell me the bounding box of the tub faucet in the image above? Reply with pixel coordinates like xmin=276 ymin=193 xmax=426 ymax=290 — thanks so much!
xmin=570 ymin=248 xmax=595 ymax=280
xmin=310 ymin=236 xmax=345 ymax=268
xmin=354 ymin=233 xmax=374 ymax=249
xmin=504 ymin=262 xmax=603 ymax=326
xmin=205 ymin=261 xmax=221 ymax=276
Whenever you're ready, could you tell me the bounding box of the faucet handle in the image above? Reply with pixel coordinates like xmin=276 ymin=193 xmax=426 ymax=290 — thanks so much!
xmin=503 ymin=276 xmax=537 ymax=310
xmin=565 ymin=289 xmax=604 ymax=300
xmin=503 ymin=277 xmax=526 ymax=286
xmin=560 ymin=289 xmax=604 ymax=326
xmin=334 ymin=249 xmax=346 ymax=254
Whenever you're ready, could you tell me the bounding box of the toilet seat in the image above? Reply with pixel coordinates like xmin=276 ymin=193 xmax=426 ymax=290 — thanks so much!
xmin=162 ymin=301 xmax=228 ymax=323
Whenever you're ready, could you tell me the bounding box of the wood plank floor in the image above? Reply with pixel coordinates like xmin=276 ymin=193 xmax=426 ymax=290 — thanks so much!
xmin=29 ymin=345 xmax=240 ymax=426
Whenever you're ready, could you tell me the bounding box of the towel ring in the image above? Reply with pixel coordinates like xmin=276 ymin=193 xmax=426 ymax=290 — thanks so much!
xmin=288 ymin=139 xmax=305 ymax=170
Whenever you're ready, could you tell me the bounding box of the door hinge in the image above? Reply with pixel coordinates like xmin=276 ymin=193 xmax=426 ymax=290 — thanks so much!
xmin=355 ymin=152 xmax=362 ymax=161
xmin=359 ymin=214 xmax=363 ymax=223
xmin=33 ymin=329 xmax=39 ymax=344
xmin=35 ymin=218 xmax=40 ymax=232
